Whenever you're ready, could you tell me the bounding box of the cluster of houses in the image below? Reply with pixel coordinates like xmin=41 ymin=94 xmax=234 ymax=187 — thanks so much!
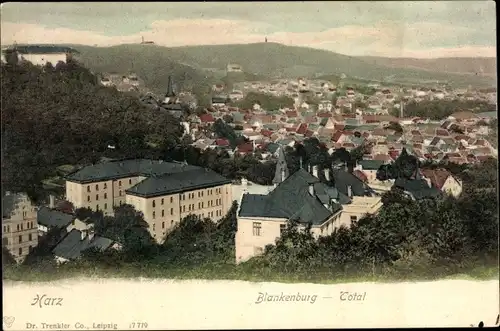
xmin=213 ymin=77 xmax=497 ymax=112
xmin=186 ymin=104 xmax=497 ymax=167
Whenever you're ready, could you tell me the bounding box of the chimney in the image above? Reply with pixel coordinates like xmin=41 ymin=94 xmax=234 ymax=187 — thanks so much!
xmin=49 ymin=195 xmax=55 ymax=208
xmin=347 ymin=185 xmax=353 ymax=198
xmin=324 ymin=168 xmax=330 ymax=181
xmin=308 ymin=183 xmax=315 ymax=196
xmin=88 ymin=228 xmax=95 ymax=241
xmin=312 ymin=165 xmax=319 ymax=178
xmin=281 ymin=168 xmax=286 ymax=182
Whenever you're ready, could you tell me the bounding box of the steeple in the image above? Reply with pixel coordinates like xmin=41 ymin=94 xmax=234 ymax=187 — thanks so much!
xmin=164 ymin=76 xmax=177 ymax=104
xmin=272 ymin=146 xmax=289 ymax=186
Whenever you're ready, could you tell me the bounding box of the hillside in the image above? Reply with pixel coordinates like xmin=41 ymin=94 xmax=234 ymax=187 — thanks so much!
xmin=65 ymin=43 xmax=495 ymax=93
xmin=359 ymin=56 xmax=497 ymax=77
xmin=1 ymin=60 xmax=182 ymax=199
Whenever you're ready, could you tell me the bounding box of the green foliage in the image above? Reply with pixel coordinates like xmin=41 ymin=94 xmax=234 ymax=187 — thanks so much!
xmin=230 ymin=92 xmax=294 ymax=110
xmin=402 ymin=99 xmax=495 ymax=120
xmin=2 ymin=61 xmax=182 ymax=197
xmin=2 ymin=246 xmax=17 ymax=266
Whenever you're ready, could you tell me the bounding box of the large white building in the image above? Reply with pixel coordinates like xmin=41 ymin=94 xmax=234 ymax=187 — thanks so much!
xmin=235 ymin=148 xmax=383 ymax=264
xmin=1 ymin=45 xmax=79 ymax=66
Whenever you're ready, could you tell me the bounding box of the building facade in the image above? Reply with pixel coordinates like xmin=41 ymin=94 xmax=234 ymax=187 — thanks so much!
xmin=2 ymin=45 xmax=80 ymax=66
xmin=65 ymin=159 xmax=233 ymax=243
xmin=234 ymin=149 xmax=383 ymax=264
xmin=2 ymin=192 xmax=39 ymax=263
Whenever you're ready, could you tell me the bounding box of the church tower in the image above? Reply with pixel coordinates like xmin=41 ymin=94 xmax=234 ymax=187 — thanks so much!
xmin=164 ymin=76 xmax=177 ymax=104
xmin=272 ymin=146 xmax=289 ymax=187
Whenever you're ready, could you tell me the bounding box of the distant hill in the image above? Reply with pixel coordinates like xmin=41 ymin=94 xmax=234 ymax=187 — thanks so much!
xmin=359 ymin=56 xmax=497 ymax=77
xmin=60 ymin=43 xmax=495 ymax=95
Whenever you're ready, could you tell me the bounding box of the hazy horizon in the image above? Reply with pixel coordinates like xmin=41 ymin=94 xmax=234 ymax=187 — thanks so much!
xmin=1 ymin=2 xmax=496 ymax=59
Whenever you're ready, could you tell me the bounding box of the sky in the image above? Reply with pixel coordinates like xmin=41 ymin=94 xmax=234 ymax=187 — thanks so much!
xmin=0 ymin=1 xmax=496 ymax=58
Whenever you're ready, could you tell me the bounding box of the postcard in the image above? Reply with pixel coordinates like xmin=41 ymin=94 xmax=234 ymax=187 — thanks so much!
xmin=1 ymin=1 xmax=498 ymax=330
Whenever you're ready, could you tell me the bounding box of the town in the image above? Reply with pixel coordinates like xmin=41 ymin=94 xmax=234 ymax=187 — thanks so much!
xmin=1 ymin=42 xmax=498 ymax=282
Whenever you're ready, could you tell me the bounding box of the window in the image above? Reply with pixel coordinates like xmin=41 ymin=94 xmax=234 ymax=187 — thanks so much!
xmin=162 ymin=222 xmax=165 ymax=229
xmin=96 ymin=194 xmax=99 ymax=201
xmin=171 ymin=220 xmax=174 ymax=226
xmin=119 ymin=200 xmax=123 ymax=205
xmin=182 ymin=194 xmax=185 ymax=200
xmin=18 ymin=247 xmax=22 ymax=256
xmin=201 ymin=202 xmax=204 ymax=208
xmin=153 ymin=223 xmax=155 ymax=231
xmin=96 ymin=204 xmax=100 ymax=210
xmin=31 ymin=221 xmax=33 ymax=228
xmin=201 ymin=191 xmax=204 ymax=197
xmin=152 ymin=200 xmax=156 ymax=208
xmin=23 ymin=211 xmax=27 ymax=218
xmin=104 ymin=193 xmax=107 ymax=199
xmin=20 ymin=223 xmax=23 ymax=230
xmin=280 ymin=224 xmax=286 ymax=235
xmin=350 ymin=216 xmax=358 ymax=222
xmin=19 ymin=235 xmax=22 ymax=243
xmin=87 ymin=186 xmax=91 ymax=192
xmin=170 ymin=197 xmax=173 ymax=203
xmin=95 ymin=184 xmax=99 ymax=191
xmin=118 ymin=180 xmax=122 ymax=186
xmin=104 ymin=203 xmax=108 ymax=209
xmin=6 ymin=225 xmax=9 ymax=233
xmin=119 ymin=190 xmax=122 ymax=196
xmin=104 ymin=183 xmax=107 ymax=189
xmin=29 ymin=234 xmax=32 ymax=241
xmin=129 ymin=179 xmax=132 ymax=185
xmin=17 ymin=224 xmax=19 ymax=231
xmin=252 ymin=222 xmax=262 ymax=236
xmin=170 ymin=208 xmax=174 ymax=215
xmin=152 ymin=211 xmax=156 ymax=219
xmin=182 ymin=205 xmax=186 ymax=212
xmin=188 ymin=205 xmax=192 ymax=211
xmin=87 ymin=196 xmax=91 ymax=202
xmin=198 ymin=202 xmax=201 ymax=209
xmin=161 ymin=198 xmax=164 ymax=205
xmin=161 ymin=210 xmax=165 ymax=217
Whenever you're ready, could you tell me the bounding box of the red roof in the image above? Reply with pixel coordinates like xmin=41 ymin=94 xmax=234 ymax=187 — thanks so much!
xmin=296 ymin=123 xmax=308 ymax=135
xmin=237 ymin=142 xmax=254 ymax=153
xmin=215 ymin=138 xmax=230 ymax=146
xmin=305 ymin=130 xmax=314 ymax=137
xmin=199 ymin=114 xmax=215 ymax=123
xmin=285 ymin=127 xmax=296 ymax=132
xmin=353 ymin=170 xmax=368 ymax=182
xmin=331 ymin=131 xmax=343 ymax=142
xmin=286 ymin=111 xmax=298 ymax=118
xmin=260 ymin=129 xmax=273 ymax=137
xmin=317 ymin=112 xmax=331 ymax=118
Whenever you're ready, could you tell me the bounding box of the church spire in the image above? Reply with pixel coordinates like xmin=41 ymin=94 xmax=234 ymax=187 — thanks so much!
xmin=166 ymin=76 xmax=176 ymax=98
xmin=272 ymin=146 xmax=289 ymax=185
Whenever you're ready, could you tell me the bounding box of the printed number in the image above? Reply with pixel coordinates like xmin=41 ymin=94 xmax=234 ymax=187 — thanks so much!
xmin=130 ymin=322 xmax=148 ymax=329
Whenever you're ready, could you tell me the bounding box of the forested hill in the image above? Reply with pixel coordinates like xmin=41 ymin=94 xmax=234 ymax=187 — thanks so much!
xmin=1 ymin=60 xmax=183 ymax=198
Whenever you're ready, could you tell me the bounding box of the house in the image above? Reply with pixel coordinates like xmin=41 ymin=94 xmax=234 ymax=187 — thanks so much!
xmin=65 ymin=159 xmax=233 ymax=244
xmin=420 ymin=168 xmax=463 ymax=197
xmin=37 ymin=206 xmax=75 ymax=236
xmin=2 ymin=45 xmax=79 ymax=66
xmin=2 ymin=192 xmax=39 ymax=263
xmin=235 ymin=159 xmax=382 ymax=263
xmin=52 ymin=227 xmax=121 ymax=264
xmin=235 ymin=168 xmax=343 ymax=263
xmin=354 ymin=160 xmax=386 ymax=183
xmin=393 ymin=177 xmax=442 ymax=200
